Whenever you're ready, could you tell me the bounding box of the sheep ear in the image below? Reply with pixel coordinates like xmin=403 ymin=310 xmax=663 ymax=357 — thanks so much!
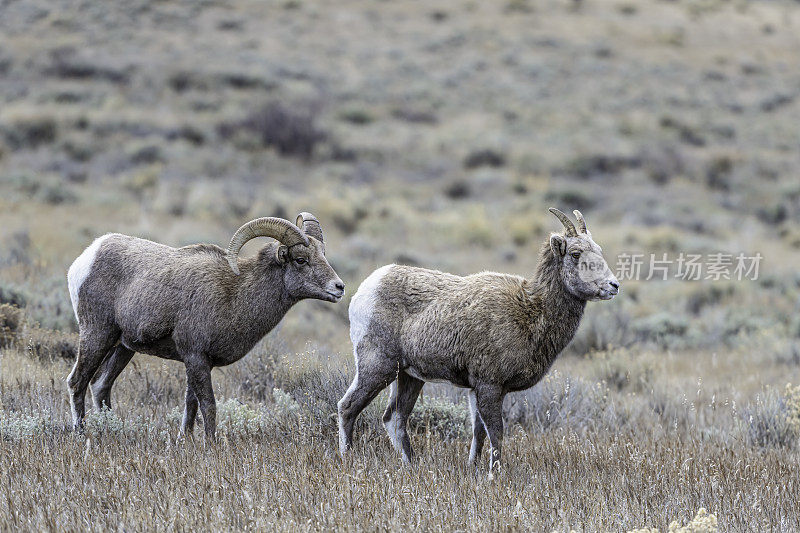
xmin=276 ymin=245 xmax=289 ymax=264
xmin=550 ymin=234 xmax=567 ymax=257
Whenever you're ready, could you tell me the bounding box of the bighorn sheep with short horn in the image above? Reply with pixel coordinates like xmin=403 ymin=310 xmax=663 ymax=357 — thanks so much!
xmin=67 ymin=213 xmax=344 ymax=439
xmin=339 ymin=208 xmax=619 ymax=469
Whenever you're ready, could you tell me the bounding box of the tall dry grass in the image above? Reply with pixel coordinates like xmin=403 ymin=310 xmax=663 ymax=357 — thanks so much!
xmin=1 ymin=336 xmax=798 ymax=531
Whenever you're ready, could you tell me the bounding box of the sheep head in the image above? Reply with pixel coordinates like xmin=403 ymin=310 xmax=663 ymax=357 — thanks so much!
xmin=548 ymin=207 xmax=619 ymax=301
xmin=227 ymin=213 xmax=344 ymax=302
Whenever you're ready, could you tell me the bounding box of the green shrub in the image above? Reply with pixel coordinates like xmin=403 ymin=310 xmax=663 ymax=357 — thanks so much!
xmin=632 ymin=312 xmax=689 ymax=349
xmin=659 ymin=115 xmax=704 ymax=146
xmin=38 ymin=182 xmax=78 ymax=205
xmin=563 ymin=153 xmax=638 ymax=179
xmin=61 ymin=139 xmax=95 ymax=162
xmin=630 ymin=508 xmax=718 ymax=533
xmin=0 ymin=410 xmax=48 ymax=441
xmin=391 ymin=106 xmax=437 ymax=124
xmin=589 ymin=347 xmax=653 ymax=392
xmin=1 ymin=114 xmax=57 ymax=149
xmin=545 ymin=186 xmax=596 ymax=211
xmin=272 ymin=388 xmax=301 ymax=417
xmin=705 ymin=155 xmax=733 ymax=191
xmin=0 ymin=230 xmax=32 ymax=267
xmin=23 ymin=327 xmax=78 ymax=361
xmin=23 ymin=272 xmax=82 ymax=332
xmin=338 ymin=107 xmax=375 ymax=125
xmin=463 ymin=149 xmax=506 ymax=169
xmin=216 ymin=398 xmax=262 ymax=438
xmin=128 ymin=143 xmax=165 ymax=166
xmin=218 ymin=101 xmax=327 ymax=159
xmin=408 ymin=396 xmax=469 ymax=440
xmin=84 ymin=408 xmax=125 ymax=438
xmin=742 ymin=385 xmax=799 ymax=450
xmin=667 ymin=508 xmax=718 ymax=533
xmin=722 ymin=308 xmax=770 ymax=341
xmin=756 ymin=203 xmax=788 ymax=225
xmin=0 ymin=283 xmax=28 ymax=307
xmin=685 ymin=284 xmax=734 ymax=315
xmin=443 ymin=180 xmax=471 ymax=199
xmin=0 ymin=304 xmax=24 ymax=348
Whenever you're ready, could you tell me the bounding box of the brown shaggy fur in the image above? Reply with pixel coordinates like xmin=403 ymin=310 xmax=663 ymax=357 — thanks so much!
xmin=339 ymin=212 xmax=619 ymax=469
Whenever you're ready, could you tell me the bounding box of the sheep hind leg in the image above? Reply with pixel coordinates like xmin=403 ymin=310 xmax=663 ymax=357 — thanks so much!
xmin=382 ymin=371 xmax=424 ymax=463
xmin=467 ymin=389 xmax=488 ymax=468
xmin=67 ymin=328 xmax=120 ymax=430
xmin=473 ymin=384 xmax=505 ymax=474
xmin=338 ymin=349 xmax=398 ymax=457
xmin=90 ymin=345 xmax=134 ymax=410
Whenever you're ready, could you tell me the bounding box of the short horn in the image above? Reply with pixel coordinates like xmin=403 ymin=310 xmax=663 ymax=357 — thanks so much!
xmin=548 ymin=207 xmax=577 ymax=237
xmin=296 ymin=212 xmax=324 ymax=245
xmin=573 ymin=210 xmax=589 ymax=234
xmin=226 ymin=217 xmax=309 ymax=275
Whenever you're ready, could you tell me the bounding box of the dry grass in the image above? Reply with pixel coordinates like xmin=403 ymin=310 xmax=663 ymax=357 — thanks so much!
xmin=1 ymin=341 xmax=799 ymax=531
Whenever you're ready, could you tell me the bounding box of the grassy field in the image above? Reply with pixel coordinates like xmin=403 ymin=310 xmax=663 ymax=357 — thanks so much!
xmin=1 ymin=0 xmax=800 ymax=530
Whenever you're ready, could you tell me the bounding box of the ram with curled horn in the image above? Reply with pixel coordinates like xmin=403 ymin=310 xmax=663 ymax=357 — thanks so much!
xmin=66 ymin=213 xmax=344 ymax=439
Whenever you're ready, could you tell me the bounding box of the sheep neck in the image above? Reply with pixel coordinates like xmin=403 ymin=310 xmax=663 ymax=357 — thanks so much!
xmin=524 ymin=241 xmax=586 ymax=362
xmin=228 ymin=257 xmax=298 ymax=359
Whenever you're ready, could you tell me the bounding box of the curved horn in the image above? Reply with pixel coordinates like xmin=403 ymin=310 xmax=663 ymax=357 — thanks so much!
xmin=226 ymin=217 xmax=309 ymax=275
xmin=548 ymin=207 xmax=578 ymax=237
xmin=573 ymin=210 xmax=589 ymax=234
xmin=296 ymin=212 xmax=324 ymax=245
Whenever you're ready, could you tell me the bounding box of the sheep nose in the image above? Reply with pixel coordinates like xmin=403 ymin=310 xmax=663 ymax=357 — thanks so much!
xmin=609 ymin=280 xmax=619 ymax=290
xmin=335 ymin=281 xmax=345 ymax=291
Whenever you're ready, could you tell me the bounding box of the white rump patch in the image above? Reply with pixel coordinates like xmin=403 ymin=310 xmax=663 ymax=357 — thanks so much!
xmin=348 ymin=264 xmax=394 ymax=356
xmin=67 ymin=234 xmax=112 ymax=324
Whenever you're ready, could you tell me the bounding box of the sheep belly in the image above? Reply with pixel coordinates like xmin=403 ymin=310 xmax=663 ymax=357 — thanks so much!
xmin=404 ymin=365 xmax=469 ymax=387
xmin=121 ymin=335 xmax=181 ymax=361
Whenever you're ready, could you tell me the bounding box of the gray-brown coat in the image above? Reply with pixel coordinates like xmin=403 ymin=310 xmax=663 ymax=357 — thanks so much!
xmin=338 ymin=208 xmax=619 ymax=469
xmin=67 ymin=214 xmax=344 ymax=439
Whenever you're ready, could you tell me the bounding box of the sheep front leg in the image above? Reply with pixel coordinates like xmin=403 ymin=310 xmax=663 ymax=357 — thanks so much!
xmin=184 ymin=357 xmax=216 ymax=440
xmin=474 ymin=384 xmax=505 ymax=473
xmin=181 ymin=384 xmax=199 ymax=436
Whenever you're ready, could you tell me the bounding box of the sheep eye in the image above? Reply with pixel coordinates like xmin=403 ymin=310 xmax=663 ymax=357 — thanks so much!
xmin=295 ymin=257 xmax=307 ymax=265
xmin=571 ymin=252 xmax=581 ymax=260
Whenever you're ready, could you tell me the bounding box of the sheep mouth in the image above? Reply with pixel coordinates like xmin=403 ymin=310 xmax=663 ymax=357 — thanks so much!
xmin=325 ymin=290 xmax=344 ymax=302
xmin=596 ymin=289 xmax=618 ymax=301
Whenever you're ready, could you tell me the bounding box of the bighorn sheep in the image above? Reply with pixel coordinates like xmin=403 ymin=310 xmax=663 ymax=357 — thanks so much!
xmin=67 ymin=213 xmax=344 ymax=439
xmin=339 ymin=208 xmax=619 ymax=469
